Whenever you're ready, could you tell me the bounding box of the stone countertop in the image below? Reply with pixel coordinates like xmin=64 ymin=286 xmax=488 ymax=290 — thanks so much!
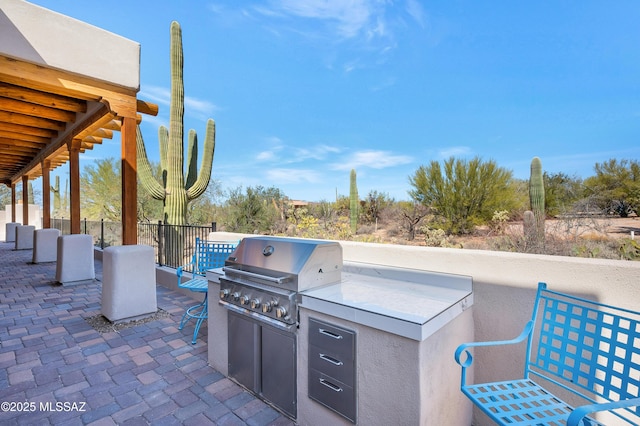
xmin=300 ymin=262 xmax=473 ymax=341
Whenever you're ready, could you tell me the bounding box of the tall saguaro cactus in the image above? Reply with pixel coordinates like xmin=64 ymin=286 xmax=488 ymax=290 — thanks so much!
xmin=524 ymin=157 xmax=545 ymax=246
xmin=349 ymin=169 xmax=358 ymax=233
xmin=51 ymin=176 xmax=60 ymax=213
xmin=136 ymin=21 xmax=215 ymax=226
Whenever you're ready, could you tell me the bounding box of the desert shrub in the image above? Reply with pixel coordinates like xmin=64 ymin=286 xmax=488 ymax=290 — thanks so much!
xmin=420 ymin=226 xmax=461 ymax=248
xmin=356 ymin=224 xmax=376 ymax=235
xmin=489 ymin=210 xmax=510 ymax=235
xmin=353 ymin=234 xmax=382 ymax=243
xmin=384 ymin=222 xmax=403 ymax=238
xmin=618 ymin=238 xmax=640 ymax=260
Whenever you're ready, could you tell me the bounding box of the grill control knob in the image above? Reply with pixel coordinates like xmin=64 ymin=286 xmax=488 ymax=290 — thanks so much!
xmin=275 ymin=307 xmax=287 ymax=319
xmin=219 ymin=289 xmax=230 ymax=299
xmin=239 ymin=295 xmax=250 ymax=305
xmin=261 ymin=302 xmax=272 ymax=313
xmin=250 ymin=299 xmax=261 ymax=310
xmin=232 ymin=292 xmax=241 ymax=301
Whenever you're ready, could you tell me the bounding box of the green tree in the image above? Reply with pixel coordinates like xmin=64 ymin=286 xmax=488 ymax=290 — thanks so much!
xmin=187 ymin=180 xmax=223 ymax=224
xmin=0 ymin=184 xmax=10 ymax=208
xmin=409 ymin=156 xmax=516 ymax=234
xmin=395 ymin=201 xmax=430 ymax=241
xmin=362 ymin=190 xmax=394 ymax=225
xmin=221 ymin=186 xmax=284 ymax=234
xmin=81 ymin=158 xmax=122 ymax=221
xmin=309 ymin=200 xmax=337 ymax=233
xmin=583 ymin=159 xmax=640 ymax=217
xmin=80 ymin=157 xmax=164 ymax=222
xmin=543 ymin=172 xmax=583 ymax=217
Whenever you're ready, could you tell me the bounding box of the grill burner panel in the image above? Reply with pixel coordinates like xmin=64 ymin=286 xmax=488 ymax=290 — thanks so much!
xmin=220 ymin=236 xmax=343 ymax=328
xmin=219 ymin=277 xmax=297 ymax=325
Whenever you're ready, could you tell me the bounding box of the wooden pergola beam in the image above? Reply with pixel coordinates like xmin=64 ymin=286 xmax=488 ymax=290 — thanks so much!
xmin=0 ymin=96 xmax=78 ymax=122
xmin=0 ymin=82 xmax=87 ymax=112
xmin=0 ymin=121 xmax=58 ymax=138
xmin=0 ymin=110 xmax=66 ymax=131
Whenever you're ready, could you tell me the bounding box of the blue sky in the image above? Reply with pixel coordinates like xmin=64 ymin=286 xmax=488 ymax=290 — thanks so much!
xmin=29 ymin=1 xmax=640 ymax=202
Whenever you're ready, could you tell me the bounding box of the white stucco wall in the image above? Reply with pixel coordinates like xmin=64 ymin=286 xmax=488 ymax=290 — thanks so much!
xmin=202 ymin=232 xmax=640 ymax=425
xmin=0 ymin=204 xmax=42 ymax=240
xmin=0 ymin=0 xmax=140 ymax=90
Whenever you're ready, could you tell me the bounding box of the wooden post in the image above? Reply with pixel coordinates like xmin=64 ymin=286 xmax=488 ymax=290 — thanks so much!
xmin=42 ymin=161 xmax=51 ymax=228
xmin=121 ymin=116 xmax=137 ymax=245
xmin=22 ymin=175 xmax=29 ymax=225
xmin=11 ymin=182 xmax=16 ymax=222
xmin=68 ymin=139 xmax=82 ymax=234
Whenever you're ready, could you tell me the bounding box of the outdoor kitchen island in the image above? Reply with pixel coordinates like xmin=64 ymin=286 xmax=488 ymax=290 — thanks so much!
xmin=206 ymin=237 xmax=474 ymax=426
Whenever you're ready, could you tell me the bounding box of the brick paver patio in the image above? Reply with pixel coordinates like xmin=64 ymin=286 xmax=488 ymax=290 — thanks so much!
xmin=0 ymin=242 xmax=294 ymax=425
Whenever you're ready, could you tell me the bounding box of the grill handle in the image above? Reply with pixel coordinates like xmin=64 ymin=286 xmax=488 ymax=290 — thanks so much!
xmin=223 ymin=267 xmax=288 ymax=284
xmin=319 ymin=378 xmax=343 ymax=392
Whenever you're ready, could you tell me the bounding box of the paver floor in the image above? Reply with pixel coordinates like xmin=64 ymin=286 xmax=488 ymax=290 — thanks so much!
xmin=0 ymin=242 xmax=295 ymax=425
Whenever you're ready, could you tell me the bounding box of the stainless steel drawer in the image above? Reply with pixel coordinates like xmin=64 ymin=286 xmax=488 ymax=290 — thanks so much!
xmin=309 ymin=344 xmax=354 ymax=386
xmin=308 ymin=368 xmax=356 ymax=423
xmin=308 ymin=318 xmax=355 ymax=361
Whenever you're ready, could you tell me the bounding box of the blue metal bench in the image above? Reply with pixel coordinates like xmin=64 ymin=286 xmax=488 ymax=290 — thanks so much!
xmin=455 ymin=282 xmax=640 ymax=425
xmin=176 ymin=238 xmax=237 ymax=344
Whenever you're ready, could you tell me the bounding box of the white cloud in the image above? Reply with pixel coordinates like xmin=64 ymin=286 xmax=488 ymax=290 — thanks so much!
xmin=185 ymin=96 xmax=218 ymax=118
xmin=292 ymin=144 xmax=342 ymax=161
xmin=257 ymin=151 xmax=277 ymax=161
xmin=140 ymin=85 xmax=218 ymax=122
xmin=274 ymin=0 xmax=374 ymax=39
xmin=256 ymin=136 xmax=285 ymax=161
xmin=266 ymin=168 xmax=322 ymax=183
xmin=438 ymin=146 xmax=473 ymax=158
xmin=331 ymin=150 xmax=413 ymax=170
xmin=405 ymin=0 xmax=426 ymax=28
xmin=140 ymin=86 xmax=170 ymax=106
xmin=256 ymin=141 xmax=342 ymax=164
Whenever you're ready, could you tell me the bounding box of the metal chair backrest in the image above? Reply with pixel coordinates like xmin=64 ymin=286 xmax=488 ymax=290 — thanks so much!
xmin=193 ymin=238 xmax=238 ymax=276
xmin=526 ymin=283 xmax=640 ymax=422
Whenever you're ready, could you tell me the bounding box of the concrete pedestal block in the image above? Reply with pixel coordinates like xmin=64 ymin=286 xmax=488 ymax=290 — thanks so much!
xmin=32 ymin=229 xmax=61 ymax=263
xmin=55 ymin=234 xmax=95 ymax=285
xmin=101 ymin=245 xmax=157 ymax=322
xmin=5 ymin=222 xmax=19 ymax=242
xmin=15 ymin=225 xmax=35 ymax=250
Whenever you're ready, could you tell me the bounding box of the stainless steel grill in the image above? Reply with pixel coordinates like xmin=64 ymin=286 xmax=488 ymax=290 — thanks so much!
xmin=218 ymin=236 xmax=343 ymax=420
xmin=219 ymin=236 xmax=343 ymax=328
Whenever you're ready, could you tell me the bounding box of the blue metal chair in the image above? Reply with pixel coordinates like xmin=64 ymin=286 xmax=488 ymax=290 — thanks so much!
xmin=455 ymin=282 xmax=640 ymax=425
xmin=176 ymin=238 xmax=237 ymax=344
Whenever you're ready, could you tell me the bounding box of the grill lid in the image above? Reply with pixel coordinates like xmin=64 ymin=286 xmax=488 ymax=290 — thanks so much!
xmin=225 ymin=236 xmax=342 ymax=291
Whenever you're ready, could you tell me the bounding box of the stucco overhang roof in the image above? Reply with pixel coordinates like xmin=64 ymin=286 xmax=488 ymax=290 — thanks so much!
xmin=0 ymin=0 xmax=157 ymax=185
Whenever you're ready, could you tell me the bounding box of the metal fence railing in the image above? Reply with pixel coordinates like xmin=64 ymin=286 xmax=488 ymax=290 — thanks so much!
xmin=51 ymin=218 xmax=216 ymax=269
xmin=138 ymin=221 xmax=217 ymax=269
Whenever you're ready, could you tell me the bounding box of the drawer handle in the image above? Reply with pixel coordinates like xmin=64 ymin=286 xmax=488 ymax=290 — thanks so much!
xmin=319 ymin=353 xmax=343 ymax=366
xmin=319 ymin=378 xmax=343 ymax=392
xmin=319 ymin=328 xmax=343 ymax=339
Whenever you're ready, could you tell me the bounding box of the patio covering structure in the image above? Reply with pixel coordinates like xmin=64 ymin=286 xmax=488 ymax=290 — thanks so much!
xmin=0 ymin=0 xmax=158 ymax=244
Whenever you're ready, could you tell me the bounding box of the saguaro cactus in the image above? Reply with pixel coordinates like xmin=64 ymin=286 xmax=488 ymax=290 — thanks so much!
xmin=136 ymin=21 xmax=215 ymax=226
xmin=524 ymin=157 xmax=545 ymax=246
xmin=51 ymin=176 xmax=69 ymax=217
xmin=51 ymin=176 xmax=60 ymax=213
xmin=349 ymin=169 xmax=358 ymax=233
